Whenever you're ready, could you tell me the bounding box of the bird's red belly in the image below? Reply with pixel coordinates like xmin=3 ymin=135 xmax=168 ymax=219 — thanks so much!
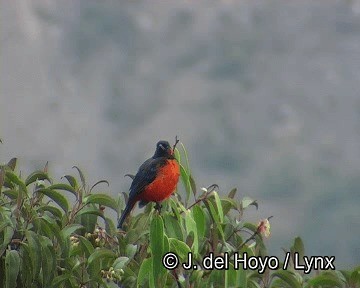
xmin=141 ymin=159 xmax=180 ymax=202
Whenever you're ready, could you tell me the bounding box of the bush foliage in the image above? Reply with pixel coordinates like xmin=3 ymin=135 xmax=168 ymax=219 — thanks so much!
xmin=0 ymin=143 xmax=359 ymax=287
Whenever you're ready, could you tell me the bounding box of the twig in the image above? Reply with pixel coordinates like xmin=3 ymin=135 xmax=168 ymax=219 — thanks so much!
xmin=181 ymin=184 xmax=219 ymax=213
xmin=173 ymin=135 xmax=180 ymax=152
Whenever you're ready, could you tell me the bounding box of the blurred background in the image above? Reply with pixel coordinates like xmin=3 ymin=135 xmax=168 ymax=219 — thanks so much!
xmin=1 ymin=0 xmax=360 ymax=268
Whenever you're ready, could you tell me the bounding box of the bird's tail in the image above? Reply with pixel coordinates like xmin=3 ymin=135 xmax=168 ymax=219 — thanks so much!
xmin=117 ymin=201 xmax=135 ymax=229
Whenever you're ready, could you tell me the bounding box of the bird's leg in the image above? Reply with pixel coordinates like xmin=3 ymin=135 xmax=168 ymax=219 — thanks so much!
xmin=154 ymin=202 xmax=163 ymax=214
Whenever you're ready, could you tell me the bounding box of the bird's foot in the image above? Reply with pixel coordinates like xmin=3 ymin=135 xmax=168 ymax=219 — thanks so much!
xmin=154 ymin=202 xmax=163 ymax=213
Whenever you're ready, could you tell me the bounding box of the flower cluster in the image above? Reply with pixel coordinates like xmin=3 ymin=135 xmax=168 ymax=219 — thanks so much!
xmin=257 ymin=218 xmax=271 ymax=238
xmin=70 ymin=235 xmax=79 ymax=247
xmin=85 ymin=226 xmax=118 ymax=247
xmin=100 ymin=266 xmax=124 ymax=281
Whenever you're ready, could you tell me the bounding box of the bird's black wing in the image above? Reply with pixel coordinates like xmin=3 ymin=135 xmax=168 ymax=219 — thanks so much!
xmin=127 ymin=157 xmax=167 ymax=204
xmin=118 ymin=156 xmax=168 ymax=229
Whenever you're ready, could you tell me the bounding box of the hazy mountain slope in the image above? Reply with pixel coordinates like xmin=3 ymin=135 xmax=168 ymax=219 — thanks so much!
xmin=1 ymin=0 xmax=360 ymax=267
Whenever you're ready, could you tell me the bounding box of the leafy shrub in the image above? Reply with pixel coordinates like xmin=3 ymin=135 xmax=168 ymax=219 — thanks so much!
xmin=0 ymin=144 xmax=359 ymax=288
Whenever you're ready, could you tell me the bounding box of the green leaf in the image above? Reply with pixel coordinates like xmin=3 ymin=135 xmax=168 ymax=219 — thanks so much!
xmin=236 ymin=261 xmax=248 ymax=288
xmin=70 ymin=258 xmax=82 ymax=275
xmin=52 ymin=274 xmax=72 ymax=288
xmin=339 ymin=270 xmax=351 ymax=283
xmin=228 ymin=188 xmax=237 ymax=199
xmin=2 ymin=189 xmax=18 ymax=199
xmin=176 ymin=143 xmax=192 ymax=206
xmin=189 ymin=270 xmax=204 ymax=287
xmin=5 ymin=250 xmax=20 ymax=288
xmin=169 ymin=238 xmax=191 ymax=261
xmin=7 ymin=158 xmax=17 ymax=171
xmin=61 ymin=175 xmax=78 ymax=189
xmin=192 ymin=205 xmax=206 ymax=240
xmin=78 ymin=236 xmax=95 ymax=257
xmin=271 ymin=270 xmax=301 ymax=288
xmin=180 ymin=164 xmax=191 ymax=205
xmin=33 ymin=217 xmax=53 ymax=238
xmin=5 ymin=171 xmax=26 ymax=192
xmin=180 ymin=142 xmax=190 ymax=170
xmin=137 ymin=258 xmax=153 ymax=287
xmin=205 ymin=199 xmax=225 ymax=241
xmin=248 ymin=279 xmax=262 ymax=288
xmin=0 ymin=167 xmax=5 ymax=191
xmin=76 ymin=206 xmax=104 ymax=219
xmin=41 ymin=240 xmax=56 ymax=286
xmin=48 ymin=183 xmax=76 ymax=196
xmin=164 ymin=214 xmax=184 ymax=240
xmin=212 ymin=191 xmax=224 ymax=223
xmin=40 ymin=215 xmax=63 ymax=249
xmin=25 ymin=171 xmax=51 ymax=186
xmin=221 ymin=198 xmax=238 ymax=215
xmin=87 ymin=248 xmax=116 ymax=265
xmin=72 ymin=166 xmax=86 ymax=188
xmin=19 ymin=244 xmax=32 ymax=287
xmin=305 ymin=272 xmax=344 ymax=288
xmin=113 ymin=256 xmax=129 ymax=270
xmin=150 ymin=214 xmax=165 ymax=286
xmin=61 ymin=224 xmax=84 ymax=240
xmin=209 ymin=270 xmax=224 ymax=287
xmin=0 ymin=217 xmax=11 ymax=233
xmin=0 ymin=226 xmax=14 ymax=256
xmin=43 ymin=161 xmax=49 ymax=173
xmin=89 ymin=180 xmax=109 ymax=192
xmin=169 ymin=198 xmax=182 ymax=222
xmin=241 ymin=196 xmax=258 ymax=210
xmin=189 ymin=174 xmax=197 ymax=197
xmin=125 ymin=244 xmax=137 ymax=259
xmin=174 ymin=196 xmax=188 ymax=214
xmin=36 ymin=188 xmax=69 ymax=212
xmin=243 ymin=222 xmax=258 ymax=234
xmin=349 ymin=266 xmax=360 ymax=286
xmin=184 ymin=210 xmax=199 ymax=255
xmin=163 ymin=235 xmax=170 ymax=283
xmin=164 ymin=233 xmax=170 ymax=253
xmin=174 ymin=148 xmax=181 ymax=163
xmin=37 ymin=205 xmax=63 ymax=219
xmin=291 ymin=237 xmax=304 ymax=260
xmin=84 ymin=193 xmax=118 ymax=211
xmin=77 ymin=207 xmax=98 ymax=233
xmin=87 ymin=248 xmax=116 ymax=274
xmin=105 ymin=216 xmax=116 ymax=234
xmin=25 ymin=230 xmax=42 ymax=279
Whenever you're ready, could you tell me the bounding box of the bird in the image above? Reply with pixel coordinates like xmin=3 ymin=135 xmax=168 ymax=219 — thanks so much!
xmin=117 ymin=140 xmax=180 ymax=229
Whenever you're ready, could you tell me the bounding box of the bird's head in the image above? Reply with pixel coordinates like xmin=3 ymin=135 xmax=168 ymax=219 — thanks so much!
xmin=153 ymin=140 xmax=173 ymax=158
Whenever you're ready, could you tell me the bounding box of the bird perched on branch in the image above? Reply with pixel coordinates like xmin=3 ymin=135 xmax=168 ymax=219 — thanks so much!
xmin=117 ymin=140 xmax=180 ymax=229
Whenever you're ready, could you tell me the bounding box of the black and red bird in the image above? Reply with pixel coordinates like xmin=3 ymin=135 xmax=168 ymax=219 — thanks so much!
xmin=117 ymin=140 xmax=180 ymax=229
